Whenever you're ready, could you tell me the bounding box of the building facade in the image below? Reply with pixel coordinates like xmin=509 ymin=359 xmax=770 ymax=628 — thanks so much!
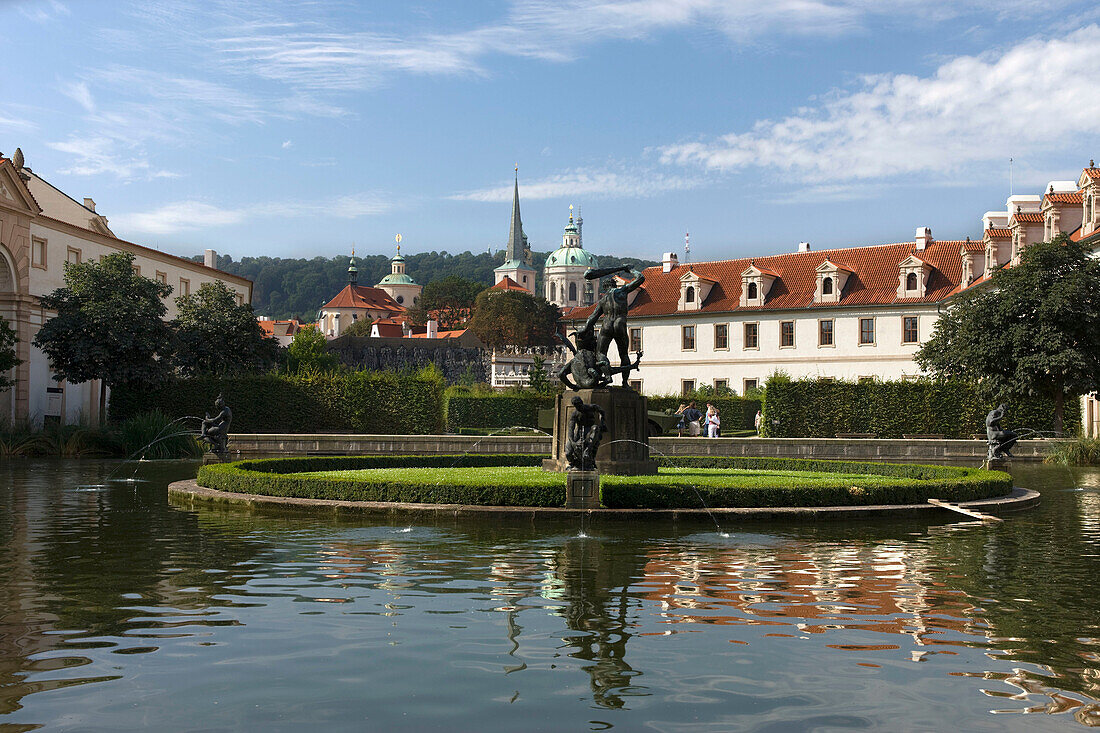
xmin=319 ymin=258 xmax=406 ymax=339
xmin=0 ymin=149 xmax=252 ymax=425
xmin=544 ymin=205 xmax=598 ymax=308
xmin=375 ymin=246 xmax=422 ymax=307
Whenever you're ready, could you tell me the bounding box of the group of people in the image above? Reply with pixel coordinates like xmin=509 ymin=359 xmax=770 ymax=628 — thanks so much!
xmin=674 ymin=401 xmax=722 ymax=438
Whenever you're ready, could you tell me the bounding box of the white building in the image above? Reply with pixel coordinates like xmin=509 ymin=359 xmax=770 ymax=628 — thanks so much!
xmin=0 ymin=148 xmax=252 ymax=425
xmin=319 ymin=257 xmax=406 ymax=339
xmin=544 ymin=205 xmax=598 ymax=308
xmin=375 ymin=245 xmax=422 ymax=307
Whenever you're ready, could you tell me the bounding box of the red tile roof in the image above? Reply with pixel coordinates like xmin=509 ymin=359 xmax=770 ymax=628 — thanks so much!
xmin=1045 ymin=191 xmax=1083 ymax=205
xmin=409 ymin=328 xmax=469 ymax=339
xmin=490 ymin=276 xmax=530 ymax=292
xmin=1083 ymin=168 xmax=1100 ymax=180
xmin=371 ymin=319 xmax=405 ymax=338
xmin=1012 ymin=212 xmax=1044 ymax=224
xmin=985 ymin=227 xmax=1012 ymax=239
xmin=258 ymin=319 xmax=301 ymax=338
xmin=568 ymin=240 xmax=967 ymax=320
xmin=323 ymin=284 xmax=405 ymax=313
xmin=961 ymin=239 xmax=985 ymax=253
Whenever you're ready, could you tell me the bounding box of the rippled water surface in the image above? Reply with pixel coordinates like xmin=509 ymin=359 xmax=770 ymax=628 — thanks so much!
xmin=2 ymin=460 xmax=1100 ymax=731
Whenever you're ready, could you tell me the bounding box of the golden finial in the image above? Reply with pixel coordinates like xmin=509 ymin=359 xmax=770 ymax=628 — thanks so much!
xmin=515 ymin=163 xmax=519 ymax=173
xmin=569 ymin=203 xmax=573 ymax=223
xmin=351 ymin=243 xmax=355 ymax=256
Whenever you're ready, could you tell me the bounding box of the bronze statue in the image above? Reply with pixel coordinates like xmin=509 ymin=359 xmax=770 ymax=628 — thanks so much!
xmin=565 ymin=396 xmax=606 ymax=471
xmin=556 ymin=323 xmax=641 ymax=390
xmin=583 ymin=265 xmax=645 ymax=387
xmin=986 ymin=403 xmax=1018 ymax=460
xmin=199 ymin=394 xmax=233 ymax=458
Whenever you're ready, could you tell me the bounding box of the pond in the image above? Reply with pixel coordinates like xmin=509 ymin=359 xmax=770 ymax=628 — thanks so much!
xmin=1 ymin=459 xmax=1098 ymax=731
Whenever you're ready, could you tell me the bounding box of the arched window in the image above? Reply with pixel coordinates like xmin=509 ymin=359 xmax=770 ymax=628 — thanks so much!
xmin=568 ymin=282 xmax=577 ymax=301
xmin=906 ymin=272 xmax=918 ymax=291
xmin=821 ymin=277 xmax=833 ymax=295
xmin=747 ymin=282 xmax=758 ymax=300
xmin=550 ymin=282 xmax=557 ymax=301
xmin=686 ymin=286 xmax=695 ymax=303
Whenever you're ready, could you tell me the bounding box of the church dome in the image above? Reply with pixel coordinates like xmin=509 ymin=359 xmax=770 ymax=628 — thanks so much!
xmin=545 ymin=246 xmax=598 ymax=269
xmin=378 ymin=271 xmax=417 ymax=286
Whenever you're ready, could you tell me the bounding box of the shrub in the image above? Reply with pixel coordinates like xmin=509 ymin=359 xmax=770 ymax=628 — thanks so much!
xmin=118 ymin=410 xmax=202 ymax=459
xmin=760 ymin=376 xmax=1079 ymax=438
xmin=646 ymin=395 xmax=761 ymax=430
xmin=445 ymin=389 xmax=553 ymax=431
xmin=1044 ymin=437 xmax=1100 ymax=466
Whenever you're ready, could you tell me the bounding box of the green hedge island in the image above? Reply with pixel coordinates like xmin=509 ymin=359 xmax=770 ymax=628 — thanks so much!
xmin=196 ymin=454 xmax=1011 ymax=509
xmin=761 ymin=377 xmax=1078 ymax=439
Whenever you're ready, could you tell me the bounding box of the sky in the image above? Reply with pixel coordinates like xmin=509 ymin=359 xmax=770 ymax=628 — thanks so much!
xmin=4 ymin=0 xmax=1100 ymax=265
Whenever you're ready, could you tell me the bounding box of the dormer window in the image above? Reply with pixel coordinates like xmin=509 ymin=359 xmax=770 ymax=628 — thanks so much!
xmin=679 ymin=270 xmax=716 ymax=311
xmin=896 ymin=254 xmax=929 ymax=298
xmin=747 ymin=282 xmax=757 ymax=300
xmin=814 ymin=260 xmax=850 ymax=304
xmin=740 ymin=264 xmax=777 ymax=307
xmin=685 ymin=286 xmax=695 ymax=303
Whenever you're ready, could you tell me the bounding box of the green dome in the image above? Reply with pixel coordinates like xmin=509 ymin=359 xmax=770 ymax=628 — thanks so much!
xmin=378 ymin=272 xmax=418 ymax=286
xmin=545 ymin=246 xmax=598 ymax=269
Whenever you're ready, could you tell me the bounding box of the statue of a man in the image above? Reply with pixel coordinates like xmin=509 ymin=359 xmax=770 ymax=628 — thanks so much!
xmin=986 ymin=403 xmax=1018 ymax=460
xmin=565 ymin=396 xmax=606 ymax=471
xmin=583 ymin=265 xmax=645 ymax=386
xmin=200 ymin=394 xmax=233 ymax=457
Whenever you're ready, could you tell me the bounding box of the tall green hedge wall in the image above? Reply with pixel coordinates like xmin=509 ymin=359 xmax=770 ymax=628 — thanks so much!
xmin=760 ymin=378 xmax=1079 ymax=438
xmin=110 ymin=372 xmax=445 ymax=434
xmin=647 ymin=396 xmax=761 ymax=430
xmin=445 ymin=391 xmax=554 ymax=431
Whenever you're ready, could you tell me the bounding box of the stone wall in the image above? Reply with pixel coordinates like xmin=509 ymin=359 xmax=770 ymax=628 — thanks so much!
xmin=327 ymin=335 xmax=488 ymax=384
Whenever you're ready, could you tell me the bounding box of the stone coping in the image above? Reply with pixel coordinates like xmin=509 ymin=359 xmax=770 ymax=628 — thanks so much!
xmin=169 ymin=479 xmax=1039 ymax=523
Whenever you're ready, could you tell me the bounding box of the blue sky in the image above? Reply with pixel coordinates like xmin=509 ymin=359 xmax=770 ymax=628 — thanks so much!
xmin=4 ymin=0 xmax=1100 ymax=265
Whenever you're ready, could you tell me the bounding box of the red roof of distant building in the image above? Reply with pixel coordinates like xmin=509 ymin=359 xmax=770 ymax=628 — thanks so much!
xmin=1012 ymin=212 xmax=1044 ymax=224
xmin=323 ymin=284 xmax=405 ymax=312
xmin=961 ymin=239 xmax=985 ymax=253
xmin=567 ymin=240 xmax=968 ymax=320
xmin=372 ymin=320 xmax=405 ymax=338
xmin=258 ymin=319 xmax=301 ymax=338
xmin=1083 ymin=168 xmax=1100 ymax=180
xmin=985 ymin=227 xmax=1011 ymax=239
xmin=1045 ymin=191 xmax=1083 ymax=205
xmin=408 ymin=328 xmax=469 ymax=339
xmin=490 ymin=276 xmax=529 ymax=292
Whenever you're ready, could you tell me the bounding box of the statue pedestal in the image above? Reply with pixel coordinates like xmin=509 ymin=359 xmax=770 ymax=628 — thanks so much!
xmin=566 ymin=470 xmax=600 ymax=509
xmin=984 ymin=457 xmax=1009 ymax=471
xmin=543 ymin=387 xmax=658 ymax=475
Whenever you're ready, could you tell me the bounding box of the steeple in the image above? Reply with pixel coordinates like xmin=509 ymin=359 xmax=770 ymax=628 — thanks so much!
xmin=506 ymin=167 xmax=524 ymax=263
xmin=347 ymin=246 xmax=358 ymax=285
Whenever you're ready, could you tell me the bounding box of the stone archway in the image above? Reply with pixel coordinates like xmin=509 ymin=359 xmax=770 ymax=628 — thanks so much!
xmin=0 ymin=245 xmax=17 ymax=423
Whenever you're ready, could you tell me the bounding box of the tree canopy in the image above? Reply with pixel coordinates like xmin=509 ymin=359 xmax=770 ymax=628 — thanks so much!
xmin=286 ymin=325 xmax=338 ymax=372
xmin=34 ymin=252 xmax=173 ymax=417
xmin=0 ymin=317 xmax=20 ymax=391
xmin=916 ymin=235 xmax=1100 ymax=433
xmin=406 ymin=275 xmax=484 ymax=329
xmin=467 ymin=290 xmax=560 ymax=350
xmin=172 ymin=281 xmax=278 ymax=377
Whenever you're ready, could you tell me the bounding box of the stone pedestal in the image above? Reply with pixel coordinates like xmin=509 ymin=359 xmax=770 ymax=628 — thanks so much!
xmin=543 ymin=387 xmax=658 ymax=475
xmin=984 ymin=457 xmax=1009 ymax=471
xmin=566 ymin=470 xmax=600 ymax=509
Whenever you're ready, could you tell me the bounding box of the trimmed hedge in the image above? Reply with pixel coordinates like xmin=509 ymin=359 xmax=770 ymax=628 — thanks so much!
xmin=647 ymin=396 xmax=761 ymax=430
xmin=761 ymin=377 xmax=1080 ymax=439
xmin=110 ymin=371 xmax=445 ymax=434
xmin=444 ymin=391 xmax=554 ymax=431
xmin=197 ymin=454 xmax=1011 ymax=508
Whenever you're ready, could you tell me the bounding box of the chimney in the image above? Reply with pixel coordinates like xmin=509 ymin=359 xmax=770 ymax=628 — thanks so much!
xmin=204 ymin=249 xmax=217 ymax=268
xmin=426 ymin=319 xmax=438 ymax=339
xmin=662 ymin=251 xmax=679 ymax=273
xmin=797 ymin=241 xmax=811 ymax=252
xmin=915 ymin=227 xmax=932 ymax=250
xmin=83 ymin=197 xmax=96 ymax=212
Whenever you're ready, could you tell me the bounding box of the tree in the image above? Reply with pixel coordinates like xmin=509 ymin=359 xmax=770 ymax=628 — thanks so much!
xmin=34 ymin=252 xmax=173 ymax=421
xmin=527 ymin=354 xmax=550 ymax=394
xmin=0 ymin=316 xmax=21 ymax=391
xmin=467 ymin=290 xmax=560 ymax=350
xmin=916 ymin=235 xmax=1100 ymax=434
xmin=406 ymin=275 xmax=483 ymax=329
xmin=341 ymin=318 xmax=374 ymax=337
xmin=172 ymin=281 xmax=278 ymax=376
xmin=286 ymin=325 xmax=338 ymax=372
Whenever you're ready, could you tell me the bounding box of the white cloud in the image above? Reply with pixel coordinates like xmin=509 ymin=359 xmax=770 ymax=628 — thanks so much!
xmin=113 ymin=193 xmax=392 ymax=236
xmin=18 ymin=0 xmax=70 ymax=23
xmin=450 ymin=166 xmax=699 ymax=202
xmin=60 ymin=81 xmax=95 ymax=113
xmin=47 ymin=136 xmax=174 ymax=179
xmin=659 ymin=26 xmax=1100 ymax=183
xmin=281 ymin=139 xmax=292 ymax=149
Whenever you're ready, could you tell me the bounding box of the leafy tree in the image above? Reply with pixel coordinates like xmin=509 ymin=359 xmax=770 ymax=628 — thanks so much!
xmin=916 ymin=235 xmax=1100 ymax=434
xmin=407 ymin=275 xmax=484 ymax=329
xmin=0 ymin=316 xmax=21 ymax=391
xmin=172 ymin=281 xmax=278 ymax=376
xmin=341 ymin=318 xmax=375 ymax=337
xmin=286 ymin=325 xmax=338 ymax=373
xmin=467 ymin=290 xmax=560 ymax=350
xmin=34 ymin=252 xmax=173 ymax=421
xmin=527 ymin=354 xmax=550 ymax=394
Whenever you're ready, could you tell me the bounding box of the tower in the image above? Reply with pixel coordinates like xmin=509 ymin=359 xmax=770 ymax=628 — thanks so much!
xmin=544 ymin=204 xmax=598 ymax=308
xmin=493 ymin=169 xmax=537 ymax=294
xmin=376 ymin=238 xmax=423 ymax=307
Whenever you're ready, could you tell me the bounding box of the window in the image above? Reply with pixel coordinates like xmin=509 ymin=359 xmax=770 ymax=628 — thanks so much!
xmin=685 ymin=286 xmax=695 ymax=303
xmin=32 ymin=238 xmax=47 ymax=269
xmin=714 ymin=323 xmax=728 ymax=350
xmin=819 ymin=319 xmax=834 ymax=346
xmin=903 ymin=316 xmax=919 ymax=344
xmin=396 ymin=295 xmax=404 ymax=304
xmin=714 ymin=378 xmax=729 ymax=392
xmin=568 ymin=282 xmax=577 ymax=301
xmin=747 ymin=282 xmax=758 ymax=300
xmin=66 ymin=247 xmax=81 ymax=265
xmin=821 ymin=277 xmax=833 ymax=295
xmin=780 ymin=320 xmax=795 ymax=348
xmin=155 ymin=271 xmax=167 ymax=285
xmin=629 ymin=327 xmax=642 ymax=353
xmin=681 ymin=325 xmax=696 ymax=350
xmin=743 ymin=322 xmax=759 ymax=349
xmin=681 ymin=379 xmax=695 ymax=395
xmin=858 ymin=376 xmax=875 ymax=384
xmin=132 ymin=265 xmax=141 ymax=277
xmin=522 ymin=275 xmax=528 ymax=284
xmin=906 ymin=272 xmax=918 ymax=291
xmin=628 ymin=379 xmax=642 ymax=392
xmin=180 ymin=278 xmax=190 ymax=296
xmin=859 ymin=317 xmax=875 ymax=345
xmin=550 ymin=282 xmax=556 ymax=301
xmin=744 ymin=378 xmax=758 ymax=393
xmin=352 ymin=313 xmax=358 ymax=321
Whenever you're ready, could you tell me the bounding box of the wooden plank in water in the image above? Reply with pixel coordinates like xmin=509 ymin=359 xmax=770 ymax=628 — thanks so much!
xmin=927 ymin=498 xmax=1004 ymax=522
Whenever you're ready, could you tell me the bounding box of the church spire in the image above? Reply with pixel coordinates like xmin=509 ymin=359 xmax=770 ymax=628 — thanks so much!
xmin=347 ymin=245 xmax=358 ymax=285
xmin=506 ymin=167 xmax=524 ymax=263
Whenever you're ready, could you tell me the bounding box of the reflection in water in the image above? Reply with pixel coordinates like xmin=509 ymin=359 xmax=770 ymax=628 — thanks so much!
xmin=0 ymin=460 xmax=1098 ymax=730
